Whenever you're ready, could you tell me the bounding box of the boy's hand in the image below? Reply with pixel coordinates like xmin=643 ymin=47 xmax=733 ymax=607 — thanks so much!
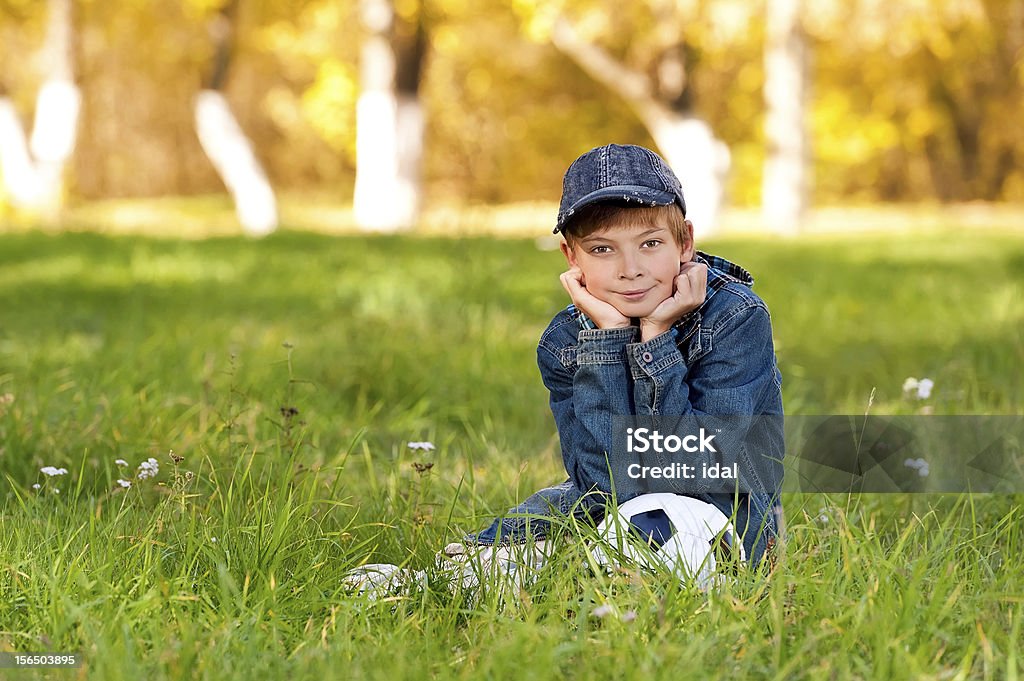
xmin=560 ymin=267 xmax=631 ymax=329
xmin=639 ymin=261 xmax=708 ymax=342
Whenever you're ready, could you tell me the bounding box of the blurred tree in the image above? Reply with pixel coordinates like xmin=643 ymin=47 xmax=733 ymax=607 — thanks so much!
xmin=763 ymin=0 xmax=808 ymax=234
xmin=807 ymin=0 xmax=1024 ymax=202
xmin=418 ymin=0 xmax=650 ymax=207
xmin=66 ymin=0 xmax=355 ymax=200
xmin=193 ymin=0 xmax=278 ymax=236
xmin=510 ymin=0 xmax=755 ymax=233
xmin=4 ymin=0 xmax=1022 ymax=219
xmin=353 ymin=0 xmax=427 ymax=231
xmin=0 ymin=0 xmax=79 ymax=215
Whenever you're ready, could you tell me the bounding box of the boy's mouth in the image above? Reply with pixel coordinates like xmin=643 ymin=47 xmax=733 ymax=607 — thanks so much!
xmin=617 ymin=287 xmax=653 ymax=301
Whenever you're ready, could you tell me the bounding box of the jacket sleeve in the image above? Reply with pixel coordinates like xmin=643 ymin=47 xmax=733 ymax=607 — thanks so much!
xmin=537 ymin=326 xmax=638 ymax=498
xmin=625 ymin=302 xmax=779 ymax=417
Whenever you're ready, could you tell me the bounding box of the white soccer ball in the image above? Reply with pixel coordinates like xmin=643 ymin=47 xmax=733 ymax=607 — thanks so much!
xmin=589 ymin=493 xmax=744 ymax=589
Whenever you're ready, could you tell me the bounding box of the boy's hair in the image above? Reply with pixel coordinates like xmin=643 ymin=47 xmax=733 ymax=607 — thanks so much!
xmin=560 ymin=202 xmax=689 ymax=250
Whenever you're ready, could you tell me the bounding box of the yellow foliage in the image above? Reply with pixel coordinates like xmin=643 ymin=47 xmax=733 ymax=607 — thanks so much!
xmin=1003 ymin=172 xmax=1024 ymax=202
xmin=301 ymin=60 xmax=358 ymax=160
xmin=813 ymin=89 xmax=899 ymax=165
xmin=510 ymin=0 xmax=560 ymax=43
xmin=465 ymin=69 xmax=492 ymax=98
xmin=906 ymin=108 xmax=937 ymax=139
xmin=394 ymin=0 xmax=420 ymax=22
xmin=433 ymin=25 xmax=461 ymax=55
xmin=181 ymin=0 xmax=227 ymax=22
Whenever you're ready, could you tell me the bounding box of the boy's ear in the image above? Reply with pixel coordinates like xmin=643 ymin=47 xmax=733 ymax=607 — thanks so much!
xmin=560 ymin=239 xmax=579 ymax=267
xmin=679 ymin=219 xmax=696 ymax=262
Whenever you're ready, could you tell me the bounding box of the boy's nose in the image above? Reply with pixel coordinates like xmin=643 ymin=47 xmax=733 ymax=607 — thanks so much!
xmin=618 ymin=254 xmax=643 ymax=279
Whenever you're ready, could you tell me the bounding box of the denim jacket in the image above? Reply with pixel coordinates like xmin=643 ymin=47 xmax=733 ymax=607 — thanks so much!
xmin=466 ymin=251 xmax=784 ymax=566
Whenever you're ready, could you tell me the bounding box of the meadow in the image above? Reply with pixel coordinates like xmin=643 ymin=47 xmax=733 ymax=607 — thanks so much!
xmin=0 ymin=224 xmax=1022 ymax=679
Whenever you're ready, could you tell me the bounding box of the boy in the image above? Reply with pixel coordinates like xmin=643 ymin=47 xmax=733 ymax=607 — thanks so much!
xmin=460 ymin=144 xmax=784 ymax=569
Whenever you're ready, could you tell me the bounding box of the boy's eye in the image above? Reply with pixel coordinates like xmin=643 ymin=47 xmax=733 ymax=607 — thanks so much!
xmin=642 ymin=239 xmax=662 ymax=248
xmin=590 ymin=245 xmax=612 ymax=254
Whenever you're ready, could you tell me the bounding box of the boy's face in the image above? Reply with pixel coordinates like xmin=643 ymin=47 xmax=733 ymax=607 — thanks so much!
xmin=560 ymin=217 xmax=695 ymax=319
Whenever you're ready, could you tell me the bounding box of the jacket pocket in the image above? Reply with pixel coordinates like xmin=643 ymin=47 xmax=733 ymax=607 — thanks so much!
xmin=684 ymin=327 xmax=713 ymax=364
xmin=559 ymin=345 xmax=578 ymax=371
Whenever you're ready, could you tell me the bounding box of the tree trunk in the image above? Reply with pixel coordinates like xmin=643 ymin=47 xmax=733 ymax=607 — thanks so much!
xmin=645 ymin=113 xmax=730 ymax=235
xmin=354 ymin=0 xmax=425 ymax=232
xmin=193 ymin=0 xmax=278 ymax=236
xmin=551 ymin=18 xmax=729 ymax=235
xmin=0 ymin=88 xmax=41 ymax=207
xmin=762 ymin=0 xmax=809 ymax=235
xmin=0 ymin=0 xmax=80 ymax=214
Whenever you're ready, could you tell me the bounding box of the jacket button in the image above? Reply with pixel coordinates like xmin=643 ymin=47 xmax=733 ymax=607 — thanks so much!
xmin=642 ymin=351 xmax=654 ymax=363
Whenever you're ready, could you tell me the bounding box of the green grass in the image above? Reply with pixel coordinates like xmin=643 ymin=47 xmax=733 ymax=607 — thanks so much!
xmin=0 ymin=226 xmax=1022 ymax=679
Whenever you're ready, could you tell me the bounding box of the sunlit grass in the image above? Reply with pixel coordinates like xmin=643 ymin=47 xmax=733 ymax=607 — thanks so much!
xmin=0 ymin=222 xmax=1022 ymax=679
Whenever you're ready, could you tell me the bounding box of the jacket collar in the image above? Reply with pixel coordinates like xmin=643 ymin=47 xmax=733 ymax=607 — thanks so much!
xmin=694 ymin=250 xmax=755 ymax=290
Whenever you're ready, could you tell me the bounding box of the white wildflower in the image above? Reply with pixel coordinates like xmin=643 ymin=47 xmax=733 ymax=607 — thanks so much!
xmin=115 ymin=459 xmax=128 ymax=467
xmin=916 ymin=378 xmax=934 ymax=399
xmin=903 ymin=376 xmax=934 ymax=400
xmin=40 ymin=466 xmax=68 ymax=477
xmin=620 ymin=610 xmax=638 ymax=623
xmin=53 ymin=488 xmax=59 ymax=494
xmin=592 ymin=604 xmax=613 ymax=619
xmin=32 ymin=483 xmax=41 ymax=490
xmin=136 ymin=458 xmax=160 ymax=480
xmin=116 ymin=479 xmax=131 ymax=488
xmin=211 ymin=536 xmax=217 ymax=543
xmin=904 ymin=458 xmax=930 ymax=477
xmin=407 ymin=441 xmax=436 ymax=452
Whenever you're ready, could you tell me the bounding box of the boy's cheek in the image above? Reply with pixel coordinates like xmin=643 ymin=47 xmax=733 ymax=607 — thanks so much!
xmin=588 ymin=288 xmax=630 ymax=314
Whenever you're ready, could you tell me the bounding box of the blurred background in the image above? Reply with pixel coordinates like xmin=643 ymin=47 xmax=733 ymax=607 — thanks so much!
xmin=2 ymin=0 xmax=1022 ymax=237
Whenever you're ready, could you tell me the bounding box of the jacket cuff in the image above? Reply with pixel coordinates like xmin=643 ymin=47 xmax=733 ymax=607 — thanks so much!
xmin=576 ymin=327 xmax=638 ymax=365
xmin=626 ymin=328 xmax=683 ymax=378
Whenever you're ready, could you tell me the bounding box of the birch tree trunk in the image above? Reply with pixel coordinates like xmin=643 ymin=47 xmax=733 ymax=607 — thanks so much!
xmin=763 ymin=0 xmax=809 ymax=234
xmin=551 ymin=18 xmax=729 ymax=235
xmin=0 ymin=85 xmax=42 ymax=207
xmin=354 ymin=0 xmax=425 ymax=232
xmin=193 ymin=0 xmax=278 ymax=236
xmin=0 ymin=0 xmax=80 ymax=214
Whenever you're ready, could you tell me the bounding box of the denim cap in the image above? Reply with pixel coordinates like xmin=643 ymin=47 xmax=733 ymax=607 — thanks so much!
xmin=554 ymin=144 xmax=687 ymax=234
